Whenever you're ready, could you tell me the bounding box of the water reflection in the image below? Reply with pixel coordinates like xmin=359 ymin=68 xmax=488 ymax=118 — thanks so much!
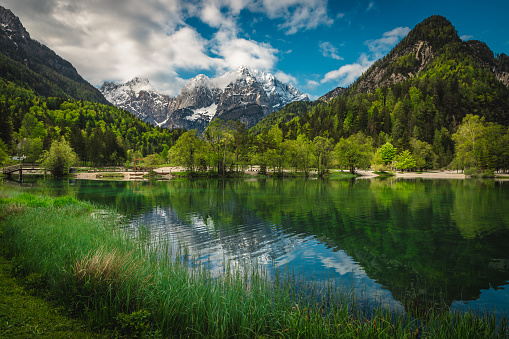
xmin=10 ymin=177 xmax=509 ymax=315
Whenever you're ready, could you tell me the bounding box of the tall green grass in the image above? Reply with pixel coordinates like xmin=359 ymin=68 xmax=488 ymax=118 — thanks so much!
xmin=0 ymin=190 xmax=507 ymax=338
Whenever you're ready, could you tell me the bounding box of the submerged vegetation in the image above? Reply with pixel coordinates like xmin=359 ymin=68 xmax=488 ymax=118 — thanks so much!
xmin=0 ymin=189 xmax=507 ymax=338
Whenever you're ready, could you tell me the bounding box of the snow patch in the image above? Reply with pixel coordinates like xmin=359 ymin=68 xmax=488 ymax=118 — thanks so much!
xmin=156 ymin=116 xmax=170 ymax=127
xmin=185 ymin=104 xmax=217 ymax=122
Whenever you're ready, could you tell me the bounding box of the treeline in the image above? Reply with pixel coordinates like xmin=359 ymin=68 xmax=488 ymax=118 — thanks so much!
xmin=281 ymin=53 xmax=509 ymax=166
xmin=166 ymin=115 xmax=509 ymax=177
xmin=0 ymin=78 xmax=183 ymax=166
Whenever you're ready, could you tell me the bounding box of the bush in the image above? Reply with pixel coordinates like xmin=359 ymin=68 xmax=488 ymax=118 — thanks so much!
xmin=39 ymin=137 xmax=78 ymax=177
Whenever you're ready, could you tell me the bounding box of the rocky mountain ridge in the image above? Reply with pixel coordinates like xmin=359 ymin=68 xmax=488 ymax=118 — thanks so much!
xmin=0 ymin=6 xmax=108 ymax=103
xmin=321 ymin=16 xmax=509 ymax=102
xmin=100 ymin=66 xmax=309 ymax=132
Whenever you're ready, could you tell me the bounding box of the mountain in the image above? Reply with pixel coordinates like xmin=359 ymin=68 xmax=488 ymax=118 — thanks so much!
xmin=252 ymin=15 xmax=509 ymax=168
xmin=100 ymin=66 xmax=309 ymax=132
xmin=101 ymin=77 xmax=173 ymax=127
xmin=326 ymin=15 xmax=509 ymax=100
xmin=0 ymin=6 xmax=108 ymax=104
xmin=318 ymin=87 xmax=346 ymax=102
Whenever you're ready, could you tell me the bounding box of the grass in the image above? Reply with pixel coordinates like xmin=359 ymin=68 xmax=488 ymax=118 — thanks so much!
xmin=0 ymin=255 xmax=106 ymax=338
xmin=0 ymin=189 xmax=507 ymax=338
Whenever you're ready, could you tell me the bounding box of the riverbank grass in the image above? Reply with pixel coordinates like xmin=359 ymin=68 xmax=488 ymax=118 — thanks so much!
xmin=0 ymin=190 xmax=507 ymax=337
xmin=0 ymin=255 xmax=106 ymax=338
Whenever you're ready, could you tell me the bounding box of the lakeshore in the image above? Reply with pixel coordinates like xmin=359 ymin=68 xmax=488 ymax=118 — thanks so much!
xmin=70 ymin=166 xmax=475 ymax=181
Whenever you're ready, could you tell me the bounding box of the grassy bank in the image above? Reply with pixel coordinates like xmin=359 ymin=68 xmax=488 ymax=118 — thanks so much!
xmin=0 ymin=255 xmax=106 ymax=338
xmin=0 ymin=190 xmax=507 ymax=338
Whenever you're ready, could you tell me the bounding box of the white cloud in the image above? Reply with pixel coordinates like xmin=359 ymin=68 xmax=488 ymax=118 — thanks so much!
xmin=304 ymin=80 xmax=320 ymax=91
xmin=365 ymin=26 xmax=410 ymax=58
xmin=274 ymin=71 xmax=297 ymax=85
xmin=460 ymin=34 xmax=474 ymax=40
xmin=256 ymin=0 xmax=333 ymax=35
xmin=319 ymin=41 xmax=343 ymax=60
xmin=3 ymin=0 xmax=334 ymax=95
xmin=306 ymin=79 xmax=320 ymax=87
xmin=212 ymin=28 xmax=279 ymax=72
xmin=366 ymin=1 xmax=375 ymax=11
xmin=321 ymin=54 xmax=373 ymax=87
xmin=320 ymin=26 xmax=410 ymax=87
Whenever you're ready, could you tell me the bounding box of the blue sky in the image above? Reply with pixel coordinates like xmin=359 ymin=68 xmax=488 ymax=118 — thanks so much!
xmin=3 ymin=0 xmax=509 ymax=99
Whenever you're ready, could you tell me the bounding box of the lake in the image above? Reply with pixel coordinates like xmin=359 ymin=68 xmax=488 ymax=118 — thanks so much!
xmin=8 ymin=177 xmax=509 ymax=317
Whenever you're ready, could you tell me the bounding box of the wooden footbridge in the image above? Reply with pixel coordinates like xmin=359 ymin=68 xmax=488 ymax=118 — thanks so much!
xmin=2 ymin=163 xmax=41 ymax=179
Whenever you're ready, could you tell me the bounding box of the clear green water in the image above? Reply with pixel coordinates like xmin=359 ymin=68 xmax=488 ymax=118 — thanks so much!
xmin=8 ymin=177 xmax=509 ymax=315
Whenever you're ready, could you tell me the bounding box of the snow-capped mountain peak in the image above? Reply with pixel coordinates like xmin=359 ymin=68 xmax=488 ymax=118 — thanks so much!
xmin=126 ymin=77 xmax=153 ymax=92
xmin=100 ymin=67 xmax=309 ymax=132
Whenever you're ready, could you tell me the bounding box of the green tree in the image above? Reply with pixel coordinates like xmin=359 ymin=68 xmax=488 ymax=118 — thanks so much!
xmin=410 ymin=138 xmax=436 ymax=170
xmin=0 ymin=139 xmax=9 ymax=165
xmin=451 ymin=114 xmax=485 ymax=170
xmin=378 ymin=142 xmax=397 ymax=165
xmin=313 ymin=136 xmax=334 ymax=177
xmin=267 ymin=125 xmax=285 ymax=174
xmin=335 ymin=132 xmax=374 ymax=174
xmin=143 ymin=154 xmax=164 ymax=170
xmin=20 ymin=137 xmax=44 ymax=163
xmin=231 ymin=120 xmax=249 ymax=171
xmin=39 ymin=137 xmax=78 ymax=177
xmin=393 ymin=150 xmax=416 ymax=171
xmin=169 ymin=130 xmax=205 ymax=172
xmin=204 ymin=119 xmax=234 ymax=174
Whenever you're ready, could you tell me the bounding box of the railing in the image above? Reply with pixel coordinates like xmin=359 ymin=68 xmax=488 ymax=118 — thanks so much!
xmin=2 ymin=164 xmax=21 ymax=174
xmin=2 ymin=163 xmax=41 ymax=175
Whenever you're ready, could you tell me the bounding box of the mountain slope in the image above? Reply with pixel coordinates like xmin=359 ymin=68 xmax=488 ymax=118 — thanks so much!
xmin=101 ymin=67 xmax=309 ymax=132
xmin=325 ymin=16 xmax=509 ymax=100
xmin=252 ymin=15 xmax=509 ymax=168
xmin=0 ymin=6 xmax=108 ymax=104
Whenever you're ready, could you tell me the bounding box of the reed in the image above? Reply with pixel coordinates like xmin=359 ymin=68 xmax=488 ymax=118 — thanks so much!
xmin=0 ymin=190 xmax=507 ymax=338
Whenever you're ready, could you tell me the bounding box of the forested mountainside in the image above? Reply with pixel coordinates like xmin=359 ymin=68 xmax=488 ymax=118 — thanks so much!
xmin=0 ymin=6 xmax=183 ymax=166
xmin=0 ymin=78 xmax=183 ymax=165
xmin=253 ymin=15 xmax=509 ymax=168
xmin=0 ymin=6 xmax=108 ymax=104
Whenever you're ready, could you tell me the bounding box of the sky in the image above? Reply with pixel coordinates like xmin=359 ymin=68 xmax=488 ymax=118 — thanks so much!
xmin=2 ymin=0 xmax=509 ymax=99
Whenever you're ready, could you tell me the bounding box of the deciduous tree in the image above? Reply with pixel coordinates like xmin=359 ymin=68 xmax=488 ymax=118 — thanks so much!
xmin=39 ymin=137 xmax=78 ymax=177
xmin=335 ymin=132 xmax=373 ymax=174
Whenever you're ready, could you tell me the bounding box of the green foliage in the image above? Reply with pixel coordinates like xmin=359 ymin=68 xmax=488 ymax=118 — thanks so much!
xmin=312 ymin=136 xmax=334 ymax=176
xmin=410 ymin=138 xmax=436 ymax=170
xmin=284 ymin=134 xmax=314 ymax=175
xmin=0 ymin=139 xmax=9 ymax=165
xmin=169 ymin=130 xmax=206 ymax=172
xmin=393 ymin=53 xmax=418 ymax=74
xmin=39 ymin=137 xmax=78 ymax=177
xmin=393 ymin=149 xmax=417 ymax=171
xmin=334 ymin=132 xmax=374 ymax=173
xmin=379 ymin=142 xmax=397 ymax=165
xmin=204 ymin=119 xmax=235 ymax=174
xmin=452 ymin=114 xmax=509 ymax=172
xmin=250 ymin=101 xmax=318 ymax=136
xmin=0 ymin=78 xmax=183 ymax=165
xmin=143 ymin=154 xmax=164 ymax=169
xmin=452 ymin=114 xmax=485 ymax=169
xmin=115 ymin=309 xmax=154 ymax=338
xmin=18 ymin=137 xmax=43 ymax=163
